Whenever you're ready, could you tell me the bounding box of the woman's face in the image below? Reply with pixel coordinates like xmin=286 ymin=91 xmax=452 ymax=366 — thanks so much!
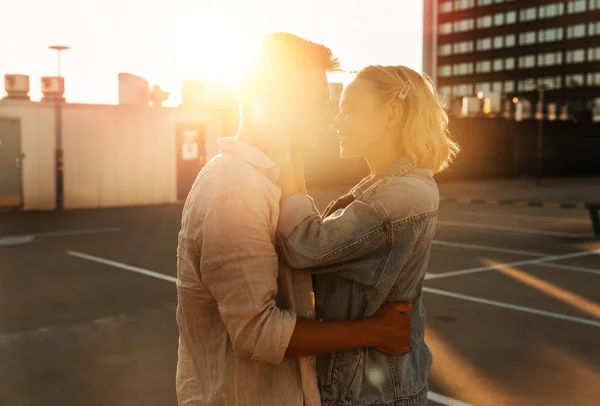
xmin=333 ymin=78 xmax=390 ymax=159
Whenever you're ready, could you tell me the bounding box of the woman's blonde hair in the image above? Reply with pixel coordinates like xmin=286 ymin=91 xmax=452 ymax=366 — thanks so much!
xmin=355 ymin=65 xmax=459 ymax=173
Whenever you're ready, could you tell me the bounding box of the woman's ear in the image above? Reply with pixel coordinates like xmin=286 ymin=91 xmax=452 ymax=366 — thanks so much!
xmin=387 ymin=102 xmax=403 ymax=129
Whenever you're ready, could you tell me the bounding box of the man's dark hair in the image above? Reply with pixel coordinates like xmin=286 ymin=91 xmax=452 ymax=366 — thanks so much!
xmin=239 ymin=32 xmax=340 ymax=104
xmin=256 ymin=32 xmax=340 ymax=73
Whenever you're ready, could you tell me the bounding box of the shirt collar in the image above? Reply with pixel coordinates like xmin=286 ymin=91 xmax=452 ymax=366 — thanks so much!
xmin=218 ymin=137 xmax=280 ymax=182
xmin=351 ymin=155 xmax=418 ymax=198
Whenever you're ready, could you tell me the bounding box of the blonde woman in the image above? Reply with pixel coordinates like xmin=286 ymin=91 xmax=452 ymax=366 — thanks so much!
xmin=276 ymin=65 xmax=459 ymax=406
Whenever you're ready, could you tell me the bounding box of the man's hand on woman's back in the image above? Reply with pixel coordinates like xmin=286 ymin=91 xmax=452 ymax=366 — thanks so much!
xmin=370 ymin=302 xmax=412 ymax=356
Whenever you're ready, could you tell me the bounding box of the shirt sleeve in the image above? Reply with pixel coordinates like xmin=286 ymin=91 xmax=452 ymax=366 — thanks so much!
xmin=200 ymin=191 xmax=296 ymax=365
xmin=277 ymin=193 xmax=387 ymax=270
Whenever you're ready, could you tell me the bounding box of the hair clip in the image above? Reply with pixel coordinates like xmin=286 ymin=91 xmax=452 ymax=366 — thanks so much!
xmin=398 ymin=80 xmax=412 ymax=100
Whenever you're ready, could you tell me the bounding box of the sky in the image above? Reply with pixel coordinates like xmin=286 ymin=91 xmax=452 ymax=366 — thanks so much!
xmin=0 ymin=0 xmax=424 ymax=105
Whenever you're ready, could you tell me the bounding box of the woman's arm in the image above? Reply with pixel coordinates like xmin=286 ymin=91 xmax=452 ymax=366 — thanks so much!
xmin=277 ymin=191 xmax=387 ymax=270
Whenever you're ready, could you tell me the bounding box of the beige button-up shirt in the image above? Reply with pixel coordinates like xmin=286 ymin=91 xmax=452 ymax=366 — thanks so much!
xmin=176 ymin=137 xmax=320 ymax=406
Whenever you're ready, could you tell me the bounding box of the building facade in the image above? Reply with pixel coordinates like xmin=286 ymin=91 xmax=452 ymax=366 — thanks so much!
xmin=423 ymin=0 xmax=600 ymax=116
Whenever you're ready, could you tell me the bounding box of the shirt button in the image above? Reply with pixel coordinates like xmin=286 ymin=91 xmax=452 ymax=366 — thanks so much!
xmin=306 ymin=311 xmax=313 ymax=317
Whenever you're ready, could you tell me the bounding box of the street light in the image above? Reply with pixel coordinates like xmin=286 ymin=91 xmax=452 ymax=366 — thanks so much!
xmin=49 ymin=45 xmax=70 ymax=77
xmin=48 ymin=45 xmax=70 ymax=210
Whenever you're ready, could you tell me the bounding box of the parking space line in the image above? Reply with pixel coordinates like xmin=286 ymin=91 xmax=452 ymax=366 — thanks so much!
xmin=426 ymin=249 xmax=600 ymax=280
xmin=459 ymin=211 xmax=590 ymax=225
xmin=66 ymin=250 xmax=473 ymax=406
xmin=433 ymin=240 xmax=549 ymax=257
xmin=67 ymin=251 xmax=177 ymax=283
xmin=537 ymin=262 xmax=600 ymax=276
xmin=427 ymin=391 xmax=471 ymax=406
xmin=423 ymin=287 xmax=600 ymax=328
xmin=437 ymin=221 xmax=588 ymax=238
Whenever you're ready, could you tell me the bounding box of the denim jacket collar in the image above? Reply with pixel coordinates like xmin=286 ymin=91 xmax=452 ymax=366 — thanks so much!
xmin=351 ymin=155 xmax=418 ymax=198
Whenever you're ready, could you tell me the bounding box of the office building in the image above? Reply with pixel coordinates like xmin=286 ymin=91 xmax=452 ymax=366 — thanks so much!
xmin=423 ymin=0 xmax=600 ymax=115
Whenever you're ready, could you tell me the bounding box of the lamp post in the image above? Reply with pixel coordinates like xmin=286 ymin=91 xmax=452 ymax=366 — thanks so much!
xmin=48 ymin=45 xmax=70 ymax=210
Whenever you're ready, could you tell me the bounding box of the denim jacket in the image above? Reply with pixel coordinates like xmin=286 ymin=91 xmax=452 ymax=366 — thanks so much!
xmin=277 ymin=156 xmax=438 ymax=406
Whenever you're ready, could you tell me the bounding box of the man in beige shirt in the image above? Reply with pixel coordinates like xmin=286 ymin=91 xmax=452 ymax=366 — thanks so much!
xmin=176 ymin=33 xmax=412 ymax=406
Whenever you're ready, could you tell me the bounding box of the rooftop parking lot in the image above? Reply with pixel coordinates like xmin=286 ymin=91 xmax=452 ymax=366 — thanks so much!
xmin=1 ymin=186 xmax=599 ymax=406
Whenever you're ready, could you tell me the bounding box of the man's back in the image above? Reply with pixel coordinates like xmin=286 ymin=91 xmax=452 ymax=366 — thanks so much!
xmin=175 ymin=138 xmax=317 ymax=406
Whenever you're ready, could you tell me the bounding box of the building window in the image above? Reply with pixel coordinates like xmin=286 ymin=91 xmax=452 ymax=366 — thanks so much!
xmin=538 ymin=27 xmax=564 ymax=43
xmin=538 ymin=76 xmax=562 ymax=90
xmin=455 ymin=0 xmax=475 ymax=10
xmin=591 ymin=0 xmax=600 ymax=11
xmin=454 ymin=18 xmax=475 ymax=32
xmin=568 ymin=0 xmax=587 ymax=13
xmin=504 ymin=81 xmax=515 ymax=93
xmin=538 ymin=51 xmax=563 ymax=66
xmin=539 ymin=3 xmax=565 ymax=19
xmin=519 ymin=31 xmax=537 ymax=45
xmin=439 ymin=44 xmax=453 ymax=56
xmin=440 ymin=86 xmax=452 ymax=98
xmin=440 ymin=1 xmax=453 ymax=13
xmin=439 ymin=65 xmax=452 ymax=77
xmin=567 ymin=24 xmax=587 ymax=39
xmin=477 ymin=15 xmax=493 ymax=29
xmin=505 ymin=34 xmax=516 ymax=47
xmin=565 ymin=74 xmax=585 ymax=87
xmin=439 ymin=22 xmax=453 ymax=35
xmin=589 ymin=22 xmax=600 ymax=36
xmin=476 ymin=37 xmax=492 ymax=51
xmin=587 ymin=72 xmax=600 ymax=85
xmin=493 ymin=59 xmax=503 ymax=71
xmin=494 ymin=13 xmax=505 ymax=26
xmin=589 ymin=47 xmax=600 ymax=61
xmin=506 ymin=11 xmax=517 ymax=24
xmin=453 ymin=62 xmax=474 ymax=76
xmin=518 ymin=55 xmax=536 ymax=68
xmin=477 ymin=0 xmax=493 ymax=6
xmin=492 ymin=82 xmax=503 ymax=93
xmin=453 ymin=41 xmax=474 ymax=54
xmin=476 ymin=60 xmax=492 ymax=73
xmin=566 ymin=49 xmax=586 ymax=63
xmin=493 ymin=36 xmax=504 ymax=49
xmin=475 ymin=82 xmax=492 ymax=93
xmin=518 ymin=78 xmax=536 ymax=92
xmin=453 ymin=83 xmax=474 ymax=97
xmin=520 ymin=7 xmax=537 ymax=22
xmin=505 ymin=57 xmax=515 ymax=70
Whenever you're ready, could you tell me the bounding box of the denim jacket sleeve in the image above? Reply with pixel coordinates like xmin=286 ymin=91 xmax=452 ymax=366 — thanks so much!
xmin=276 ymin=193 xmax=387 ymax=270
xmin=199 ymin=191 xmax=296 ymax=365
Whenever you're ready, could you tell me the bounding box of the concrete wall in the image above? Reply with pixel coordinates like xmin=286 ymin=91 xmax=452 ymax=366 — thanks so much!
xmin=0 ymin=100 xmax=221 ymax=210
xmin=0 ymin=102 xmax=56 ymax=210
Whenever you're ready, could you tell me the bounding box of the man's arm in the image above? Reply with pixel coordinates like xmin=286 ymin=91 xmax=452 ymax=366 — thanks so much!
xmin=286 ymin=302 xmax=412 ymax=357
xmin=200 ymin=191 xmax=410 ymax=365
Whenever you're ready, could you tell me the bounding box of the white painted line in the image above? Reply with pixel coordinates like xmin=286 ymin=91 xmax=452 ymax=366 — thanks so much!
xmin=431 ymin=240 xmax=600 ymax=277
xmin=534 ymin=262 xmax=600 ymax=276
xmin=34 ymin=227 xmax=122 ymax=238
xmin=0 ymin=235 xmax=36 ymax=247
xmin=1 ymin=227 xmax=122 ymax=242
xmin=67 ymin=251 xmax=177 ymax=283
xmin=66 ymin=250 xmax=473 ymax=406
xmin=437 ymin=220 xmax=588 ymax=238
xmin=427 ymin=391 xmax=471 ymax=406
xmin=423 ymin=287 xmax=600 ymax=328
xmin=427 ymin=249 xmax=600 ymax=280
xmin=433 ymin=240 xmax=549 ymax=257
xmin=460 ymin=211 xmax=590 ymax=225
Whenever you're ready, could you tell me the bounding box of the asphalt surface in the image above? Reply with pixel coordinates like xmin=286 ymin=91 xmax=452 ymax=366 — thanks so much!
xmin=1 ymin=194 xmax=599 ymax=406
